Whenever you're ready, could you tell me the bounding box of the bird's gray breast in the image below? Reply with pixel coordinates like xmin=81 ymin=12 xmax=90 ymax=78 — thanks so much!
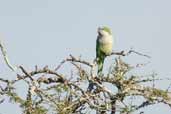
xmin=98 ymin=35 xmax=113 ymax=45
xmin=98 ymin=35 xmax=113 ymax=55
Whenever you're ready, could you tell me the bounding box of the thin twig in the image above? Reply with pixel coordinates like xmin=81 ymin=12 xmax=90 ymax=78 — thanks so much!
xmin=55 ymin=59 xmax=66 ymax=71
xmin=110 ymin=49 xmax=151 ymax=59
xmin=67 ymin=54 xmax=94 ymax=67
xmin=127 ymin=50 xmax=151 ymax=58
xmin=0 ymin=38 xmax=17 ymax=71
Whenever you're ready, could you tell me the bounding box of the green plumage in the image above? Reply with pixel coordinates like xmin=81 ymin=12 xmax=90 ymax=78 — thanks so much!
xmin=96 ymin=26 xmax=113 ymax=74
xmin=102 ymin=26 xmax=112 ymax=35
xmin=96 ymin=41 xmax=106 ymax=74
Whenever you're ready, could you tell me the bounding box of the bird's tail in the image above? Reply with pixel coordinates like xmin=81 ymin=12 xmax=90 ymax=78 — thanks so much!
xmin=97 ymin=56 xmax=105 ymax=74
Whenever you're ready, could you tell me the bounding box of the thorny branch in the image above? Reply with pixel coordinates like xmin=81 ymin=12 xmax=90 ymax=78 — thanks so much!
xmin=0 ymin=47 xmax=170 ymax=114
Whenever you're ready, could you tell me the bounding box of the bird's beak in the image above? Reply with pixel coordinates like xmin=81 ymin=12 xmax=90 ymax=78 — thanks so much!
xmin=98 ymin=27 xmax=102 ymax=31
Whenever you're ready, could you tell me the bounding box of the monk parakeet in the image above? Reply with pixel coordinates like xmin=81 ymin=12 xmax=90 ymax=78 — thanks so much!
xmin=96 ymin=26 xmax=113 ymax=74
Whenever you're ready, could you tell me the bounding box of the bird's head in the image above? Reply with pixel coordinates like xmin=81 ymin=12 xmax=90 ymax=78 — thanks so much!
xmin=98 ymin=26 xmax=112 ymax=36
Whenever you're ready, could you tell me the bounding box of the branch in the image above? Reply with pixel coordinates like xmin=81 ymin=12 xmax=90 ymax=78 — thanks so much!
xmin=67 ymin=55 xmax=94 ymax=67
xmin=127 ymin=49 xmax=151 ymax=58
xmin=110 ymin=51 xmax=125 ymax=56
xmin=110 ymin=49 xmax=151 ymax=59
xmin=0 ymin=38 xmax=17 ymax=71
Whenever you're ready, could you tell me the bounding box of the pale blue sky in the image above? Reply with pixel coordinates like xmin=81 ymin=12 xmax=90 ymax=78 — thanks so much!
xmin=0 ymin=0 xmax=171 ymax=114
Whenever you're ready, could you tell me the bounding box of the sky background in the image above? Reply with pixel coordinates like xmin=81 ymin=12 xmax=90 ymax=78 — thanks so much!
xmin=0 ymin=0 xmax=171 ymax=114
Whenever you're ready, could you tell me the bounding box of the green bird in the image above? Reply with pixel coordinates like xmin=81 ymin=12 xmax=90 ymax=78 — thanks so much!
xmin=96 ymin=26 xmax=113 ymax=74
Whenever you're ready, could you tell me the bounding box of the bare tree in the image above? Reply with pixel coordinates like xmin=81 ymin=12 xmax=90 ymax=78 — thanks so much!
xmin=0 ymin=39 xmax=171 ymax=114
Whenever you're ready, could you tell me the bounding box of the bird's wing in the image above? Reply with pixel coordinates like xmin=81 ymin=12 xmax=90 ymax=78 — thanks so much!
xmin=96 ymin=36 xmax=101 ymax=58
